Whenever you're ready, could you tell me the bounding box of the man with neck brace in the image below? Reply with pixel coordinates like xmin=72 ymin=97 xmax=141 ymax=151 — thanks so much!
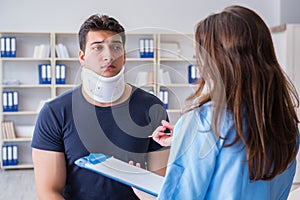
xmin=31 ymin=14 xmax=169 ymax=200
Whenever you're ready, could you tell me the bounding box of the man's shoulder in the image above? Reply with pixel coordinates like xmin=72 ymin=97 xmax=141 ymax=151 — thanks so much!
xmin=131 ymin=86 xmax=162 ymax=103
xmin=47 ymin=86 xmax=81 ymax=108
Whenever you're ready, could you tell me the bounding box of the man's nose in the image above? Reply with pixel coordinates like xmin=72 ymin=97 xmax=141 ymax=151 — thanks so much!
xmin=102 ymin=48 xmax=114 ymax=62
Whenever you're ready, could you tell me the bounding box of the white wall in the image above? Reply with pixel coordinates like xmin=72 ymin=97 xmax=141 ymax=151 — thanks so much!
xmin=280 ymin=0 xmax=300 ymax=24
xmin=0 ymin=0 xmax=279 ymax=33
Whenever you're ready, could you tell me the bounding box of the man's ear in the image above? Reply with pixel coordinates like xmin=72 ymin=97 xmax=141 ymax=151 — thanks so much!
xmin=123 ymin=50 xmax=126 ymax=65
xmin=78 ymin=50 xmax=85 ymax=66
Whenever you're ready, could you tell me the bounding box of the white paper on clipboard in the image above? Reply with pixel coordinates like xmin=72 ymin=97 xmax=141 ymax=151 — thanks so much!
xmin=75 ymin=153 xmax=164 ymax=196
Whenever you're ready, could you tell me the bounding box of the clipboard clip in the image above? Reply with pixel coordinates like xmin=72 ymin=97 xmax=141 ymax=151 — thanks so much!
xmin=88 ymin=153 xmax=111 ymax=164
xmin=75 ymin=153 xmax=111 ymax=167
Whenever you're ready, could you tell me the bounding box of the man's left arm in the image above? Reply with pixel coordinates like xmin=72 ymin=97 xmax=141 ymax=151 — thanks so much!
xmin=147 ymin=148 xmax=170 ymax=176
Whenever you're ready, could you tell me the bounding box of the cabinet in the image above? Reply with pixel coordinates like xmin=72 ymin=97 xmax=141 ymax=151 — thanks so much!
xmin=157 ymin=33 xmax=197 ymax=124
xmin=271 ymin=24 xmax=300 ymax=183
xmin=124 ymin=33 xmax=157 ymax=94
xmin=0 ymin=32 xmax=52 ymax=169
xmin=0 ymin=31 xmax=195 ymax=169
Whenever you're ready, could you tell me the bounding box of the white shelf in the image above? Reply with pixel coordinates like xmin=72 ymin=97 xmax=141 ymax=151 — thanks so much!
xmin=3 ymin=111 xmax=38 ymax=115
xmin=159 ymin=58 xmax=195 ymax=62
xmin=0 ymin=57 xmax=51 ymax=61
xmin=2 ymin=84 xmax=52 ymax=88
xmin=3 ymin=137 xmax=32 ymax=142
xmin=160 ymin=84 xmax=198 ymax=87
xmin=54 ymin=58 xmax=79 ymax=61
xmin=0 ymin=31 xmax=196 ymax=169
xmin=126 ymin=58 xmax=155 ymax=62
xmin=2 ymin=163 xmax=34 ymax=169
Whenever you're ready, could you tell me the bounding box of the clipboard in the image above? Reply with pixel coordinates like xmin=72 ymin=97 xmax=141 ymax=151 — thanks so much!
xmin=75 ymin=153 xmax=164 ymax=196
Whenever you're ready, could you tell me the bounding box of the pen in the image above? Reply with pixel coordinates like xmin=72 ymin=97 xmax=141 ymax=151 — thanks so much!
xmin=148 ymin=126 xmax=172 ymax=138
xmin=148 ymin=132 xmax=172 ymax=138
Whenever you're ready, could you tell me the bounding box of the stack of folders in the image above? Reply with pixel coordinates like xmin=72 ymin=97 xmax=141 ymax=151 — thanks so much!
xmin=159 ymin=90 xmax=169 ymax=109
xmin=55 ymin=43 xmax=70 ymax=58
xmin=1 ymin=121 xmax=16 ymax=139
xmin=38 ymin=64 xmax=51 ymax=84
xmin=33 ymin=44 xmax=51 ymax=58
xmin=2 ymin=145 xmax=18 ymax=166
xmin=0 ymin=36 xmax=16 ymax=57
xmin=139 ymin=38 xmax=154 ymax=58
xmin=2 ymin=91 xmax=18 ymax=112
xmin=188 ymin=64 xmax=199 ymax=84
xmin=55 ymin=64 xmax=66 ymax=84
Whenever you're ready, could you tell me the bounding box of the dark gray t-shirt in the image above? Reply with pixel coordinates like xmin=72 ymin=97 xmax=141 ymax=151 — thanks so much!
xmin=31 ymin=85 xmax=168 ymax=200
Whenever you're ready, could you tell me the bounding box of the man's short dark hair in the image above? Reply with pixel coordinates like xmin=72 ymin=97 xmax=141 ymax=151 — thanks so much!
xmin=78 ymin=14 xmax=126 ymax=51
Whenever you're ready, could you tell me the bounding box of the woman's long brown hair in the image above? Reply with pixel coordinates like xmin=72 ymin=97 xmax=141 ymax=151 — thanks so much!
xmin=189 ymin=5 xmax=299 ymax=181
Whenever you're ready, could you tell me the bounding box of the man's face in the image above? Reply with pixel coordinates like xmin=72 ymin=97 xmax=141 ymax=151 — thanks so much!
xmin=79 ymin=30 xmax=126 ymax=77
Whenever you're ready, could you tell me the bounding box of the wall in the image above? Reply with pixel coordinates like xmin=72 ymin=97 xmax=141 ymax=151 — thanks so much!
xmin=280 ymin=0 xmax=300 ymax=24
xmin=0 ymin=0 xmax=279 ymax=33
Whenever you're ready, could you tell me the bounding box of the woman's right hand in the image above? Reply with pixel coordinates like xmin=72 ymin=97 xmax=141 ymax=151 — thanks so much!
xmin=151 ymin=120 xmax=174 ymax=147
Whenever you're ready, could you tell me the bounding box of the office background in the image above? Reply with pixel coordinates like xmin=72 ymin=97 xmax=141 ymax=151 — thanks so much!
xmin=0 ymin=0 xmax=300 ymax=199
xmin=0 ymin=0 xmax=300 ymax=33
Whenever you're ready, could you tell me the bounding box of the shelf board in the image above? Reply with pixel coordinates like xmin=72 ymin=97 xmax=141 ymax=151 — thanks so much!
xmin=1 ymin=163 xmax=33 ymax=170
xmin=0 ymin=57 xmax=51 ymax=61
xmin=55 ymin=84 xmax=78 ymax=88
xmin=2 ymin=84 xmax=52 ymax=88
xmin=159 ymin=58 xmax=195 ymax=62
xmin=159 ymin=83 xmax=198 ymax=87
xmin=55 ymin=57 xmax=79 ymax=61
xmin=3 ymin=137 xmax=32 ymax=142
xmin=126 ymin=58 xmax=155 ymax=62
xmin=3 ymin=111 xmax=38 ymax=115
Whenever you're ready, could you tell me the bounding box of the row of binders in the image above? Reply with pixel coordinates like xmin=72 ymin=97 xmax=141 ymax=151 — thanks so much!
xmin=159 ymin=90 xmax=169 ymax=109
xmin=188 ymin=64 xmax=200 ymax=84
xmin=1 ymin=121 xmax=16 ymax=139
xmin=2 ymin=145 xmax=18 ymax=166
xmin=0 ymin=36 xmax=16 ymax=57
xmin=139 ymin=38 xmax=154 ymax=58
xmin=2 ymin=91 xmax=18 ymax=112
xmin=38 ymin=64 xmax=66 ymax=84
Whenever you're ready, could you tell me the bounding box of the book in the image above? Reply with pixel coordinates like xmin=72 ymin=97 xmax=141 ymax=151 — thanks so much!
xmin=55 ymin=43 xmax=69 ymax=58
xmin=2 ymin=144 xmax=18 ymax=166
xmin=38 ymin=64 xmax=51 ymax=84
xmin=33 ymin=44 xmax=50 ymax=58
xmin=1 ymin=120 xmax=16 ymax=139
xmin=55 ymin=64 xmax=66 ymax=84
xmin=75 ymin=153 xmax=164 ymax=196
xmin=139 ymin=38 xmax=154 ymax=58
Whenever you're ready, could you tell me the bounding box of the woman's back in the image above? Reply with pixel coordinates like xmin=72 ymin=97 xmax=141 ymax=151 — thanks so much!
xmin=158 ymin=102 xmax=297 ymax=199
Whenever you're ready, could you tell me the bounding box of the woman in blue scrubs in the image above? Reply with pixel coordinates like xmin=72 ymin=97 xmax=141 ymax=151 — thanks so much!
xmin=137 ymin=5 xmax=300 ymax=200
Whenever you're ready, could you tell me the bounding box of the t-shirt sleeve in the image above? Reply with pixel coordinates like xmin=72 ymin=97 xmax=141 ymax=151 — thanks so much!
xmin=31 ymin=103 xmax=65 ymax=152
xmin=148 ymin=99 xmax=170 ymax=152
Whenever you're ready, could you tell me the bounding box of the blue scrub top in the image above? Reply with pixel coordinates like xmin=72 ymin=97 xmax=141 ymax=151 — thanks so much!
xmin=158 ymin=102 xmax=297 ymax=200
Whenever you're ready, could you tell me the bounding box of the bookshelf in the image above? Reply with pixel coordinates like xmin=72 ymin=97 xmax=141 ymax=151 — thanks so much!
xmin=157 ymin=33 xmax=197 ymax=124
xmin=0 ymin=31 xmax=196 ymax=169
xmin=0 ymin=32 xmax=52 ymax=169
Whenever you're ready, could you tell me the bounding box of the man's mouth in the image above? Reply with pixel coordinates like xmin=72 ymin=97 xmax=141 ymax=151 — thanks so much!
xmin=102 ymin=64 xmax=114 ymax=70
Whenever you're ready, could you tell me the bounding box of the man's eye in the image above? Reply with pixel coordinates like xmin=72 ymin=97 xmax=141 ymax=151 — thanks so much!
xmin=93 ymin=45 xmax=103 ymax=51
xmin=112 ymin=45 xmax=123 ymax=51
